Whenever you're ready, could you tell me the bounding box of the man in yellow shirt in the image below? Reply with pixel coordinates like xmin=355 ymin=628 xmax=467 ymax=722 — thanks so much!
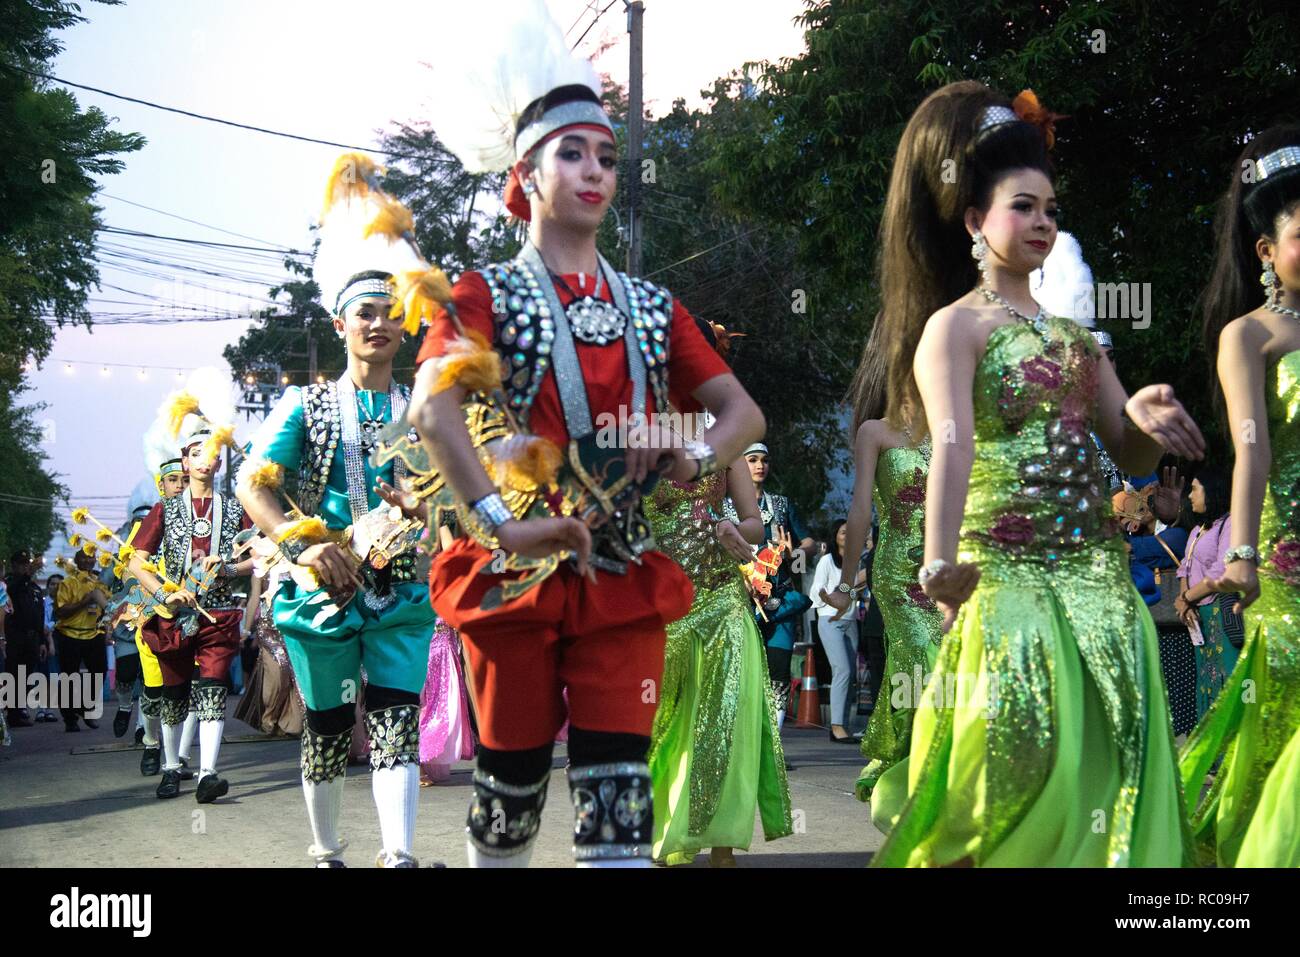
xmin=53 ymin=550 xmax=110 ymax=732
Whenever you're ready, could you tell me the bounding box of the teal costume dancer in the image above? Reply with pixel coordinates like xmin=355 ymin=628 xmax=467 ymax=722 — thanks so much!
xmin=248 ymin=380 xmax=434 ymax=710
xmin=645 ymin=471 xmax=793 ymax=863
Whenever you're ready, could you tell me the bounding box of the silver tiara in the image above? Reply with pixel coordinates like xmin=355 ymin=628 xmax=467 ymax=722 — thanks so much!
xmin=1256 ymin=146 xmax=1300 ymax=182
xmin=978 ymin=105 xmax=1020 ymax=135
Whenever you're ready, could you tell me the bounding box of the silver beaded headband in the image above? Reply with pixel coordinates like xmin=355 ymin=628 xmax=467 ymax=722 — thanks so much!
xmin=158 ymin=459 xmax=184 ymax=477
xmin=1091 ymin=330 xmax=1114 ymax=350
xmin=335 ymin=276 xmax=393 ymax=316
xmin=1255 ymin=146 xmax=1300 ymax=182
xmin=744 ymin=442 xmax=769 ymax=457
xmin=515 ymin=100 xmax=614 ymax=160
xmin=978 ymin=105 xmax=1020 ymax=136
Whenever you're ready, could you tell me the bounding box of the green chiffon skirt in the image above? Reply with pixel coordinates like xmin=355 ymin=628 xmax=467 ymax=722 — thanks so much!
xmin=1178 ymin=576 xmax=1300 ymax=868
xmin=870 ymin=549 xmax=1192 ymax=867
xmin=649 ymin=576 xmax=793 ymax=863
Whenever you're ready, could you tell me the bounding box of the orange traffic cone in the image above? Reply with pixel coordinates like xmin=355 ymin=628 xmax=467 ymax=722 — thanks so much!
xmin=793 ymin=640 xmax=822 ymax=728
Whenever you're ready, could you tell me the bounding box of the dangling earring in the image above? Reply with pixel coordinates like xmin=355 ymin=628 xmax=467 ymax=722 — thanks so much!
xmin=521 ymin=179 xmax=536 ymax=198
xmin=335 ymin=324 xmax=346 ymax=340
xmin=971 ymin=230 xmax=990 ymax=285
xmin=1261 ymin=259 xmax=1281 ymax=306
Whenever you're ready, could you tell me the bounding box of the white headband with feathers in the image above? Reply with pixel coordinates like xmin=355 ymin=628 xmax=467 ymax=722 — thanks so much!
xmin=425 ymin=0 xmax=605 ymax=173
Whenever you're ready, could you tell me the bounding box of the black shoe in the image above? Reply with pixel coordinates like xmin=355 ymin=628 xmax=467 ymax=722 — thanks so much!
xmin=195 ymin=774 xmax=229 ymax=804
xmin=113 ymin=710 xmax=130 ymax=738
xmin=64 ymin=720 xmax=80 ymax=733
xmin=178 ymin=758 xmax=195 ymax=781
xmin=83 ymin=718 xmax=99 ymax=730
xmin=156 ymin=769 xmax=182 ymax=799
xmin=134 ymin=727 xmax=145 ymax=746
xmin=315 ymin=859 xmax=347 ymax=869
xmin=9 ymin=711 xmax=32 ymax=728
xmin=141 ymin=746 xmax=161 ymax=776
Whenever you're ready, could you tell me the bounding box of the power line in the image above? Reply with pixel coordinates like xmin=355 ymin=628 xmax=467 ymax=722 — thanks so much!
xmin=572 ymin=0 xmax=621 ymax=50
xmin=100 ymin=226 xmax=306 ymax=256
xmin=8 ymin=65 xmax=420 ymax=160
xmin=643 ymin=227 xmax=764 ymax=279
xmin=100 ymin=193 xmax=299 ymax=248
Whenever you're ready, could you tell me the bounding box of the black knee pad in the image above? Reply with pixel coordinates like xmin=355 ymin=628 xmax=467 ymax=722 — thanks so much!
xmin=467 ymin=744 xmax=553 ymax=861
xmin=365 ymin=702 xmax=419 ymax=771
xmin=305 ymin=704 xmax=355 ymax=737
xmin=160 ymin=691 xmax=189 ymax=727
xmin=566 ymin=726 xmax=650 ymax=767
xmin=566 ymin=728 xmax=653 ymax=863
xmin=161 ymin=683 xmax=190 ymax=702
xmin=364 ymin=684 xmax=419 ymax=712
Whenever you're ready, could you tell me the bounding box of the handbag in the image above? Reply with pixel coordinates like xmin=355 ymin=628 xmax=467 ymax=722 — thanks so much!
xmin=1147 ymin=532 xmax=1183 ymax=627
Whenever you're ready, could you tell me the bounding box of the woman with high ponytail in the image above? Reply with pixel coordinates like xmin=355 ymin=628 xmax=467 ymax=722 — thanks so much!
xmin=865 ymin=82 xmax=1205 ymax=867
xmin=1182 ymin=125 xmax=1300 ymax=868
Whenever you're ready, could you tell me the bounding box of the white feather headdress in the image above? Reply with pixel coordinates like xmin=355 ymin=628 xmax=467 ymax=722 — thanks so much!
xmin=1033 ymin=231 xmax=1095 ymax=326
xmin=426 ymin=0 xmax=609 ymax=173
xmin=155 ymin=366 xmax=240 ymax=462
xmin=313 ymin=153 xmax=453 ymax=332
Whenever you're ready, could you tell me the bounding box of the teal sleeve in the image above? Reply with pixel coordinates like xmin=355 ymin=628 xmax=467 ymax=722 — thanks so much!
xmin=247 ymin=386 xmax=306 ymax=471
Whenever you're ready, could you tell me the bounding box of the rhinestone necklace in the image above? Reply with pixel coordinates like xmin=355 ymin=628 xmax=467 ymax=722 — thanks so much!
xmin=550 ymin=265 xmax=627 ymax=346
xmin=978 ymin=286 xmax=1050 ymax=338
xmin=1266 ymin=300 xmax=1300 ymax=323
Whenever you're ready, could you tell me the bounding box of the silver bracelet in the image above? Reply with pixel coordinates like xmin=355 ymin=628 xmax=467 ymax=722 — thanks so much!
xmin=278 ymin=537 xmax=308 ymax=565
xmin=683 ymin=440 xmax=719 ymax=480
xmin=917 ymin=558 xmax=951 ymax=586
xmin=221 ymin=561 xmax=240 ymax=578
xmin=470 ymin=492 xmax=512 ymax=533
xmin=1222 ymin=545 xmax=1258 ymax=565
xmin=151 ymin=586 xmax=168 ymax=603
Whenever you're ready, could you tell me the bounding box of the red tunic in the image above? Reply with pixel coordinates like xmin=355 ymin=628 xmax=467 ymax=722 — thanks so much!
xmin=415 ymin=269 xmax=728 ymax=747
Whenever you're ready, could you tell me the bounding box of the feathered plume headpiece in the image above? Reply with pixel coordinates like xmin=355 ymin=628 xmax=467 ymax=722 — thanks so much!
xmin=1032 ymin=231 xmax=1096 ymax=327
xmin=314 ymin=152 xmax=453 ymax=335
xmin=425 ymin=0 xmax=614 ymax=221
xmin=156 ymin=366 xmax=239 ymax=464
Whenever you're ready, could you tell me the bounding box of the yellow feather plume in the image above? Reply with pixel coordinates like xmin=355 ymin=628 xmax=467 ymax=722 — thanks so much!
xmin=71 ymin=507 xmax=90 ymax=525
xmin=241 ymin=458 xmax=284 ymax=491
xmin=164 ymin=392 xmax=202 ymax=439
xmin=139 ymin=560 xmax=158 ymax=574
xmin=362 ymin=193 xmax=414 ymax=241
xmin=201 ymin=424 xmax=237 ymax=463
xmin=275 ymin=516 xmax=329 ymax=545
xmin=322 ymin=152 xmax=384 ymax=219
xmin=68 ymin=533 xmax=83 ymax=547
xmin=389 ymin=267 xmax=453 ymax=336
xmin=95 ymin=528 xmax=113 ymax=542
xmin=431 ymin=330 xmax=504 ymax=395
xmin=491 ymin=435 xmax=563 ymax=491
xmin=112 ymin=562 xmax=127 ymax=579
xmin=97 ymin=551 xmax=114 ymax=569
xmin=163 ymin=581 xmax=180 ymax=593
xmin=81 ymin=542 xmax=96 ymax=556
xmin=118 ymin=545 xmax=136 ymax=561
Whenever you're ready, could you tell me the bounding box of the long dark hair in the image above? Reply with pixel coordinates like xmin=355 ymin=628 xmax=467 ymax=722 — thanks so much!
xmin=829 ymin=518 xmax=847 ymax=568
xmin=860 ymin=81 xmax=1053 ymax=438
xmin=1193 ymin=466 xmax=1232 ymax=529
xmin=1198 ymin=125 xmax=1300 ymax=381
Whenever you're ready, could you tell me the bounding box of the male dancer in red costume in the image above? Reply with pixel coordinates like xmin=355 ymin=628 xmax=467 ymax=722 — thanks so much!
xmin=410 ymin=0 xmax=765 ymax=867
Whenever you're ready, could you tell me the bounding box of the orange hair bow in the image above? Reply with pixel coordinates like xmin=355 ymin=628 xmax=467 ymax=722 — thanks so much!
xmin=1012 ymin=90 xmax=1067 ymax=150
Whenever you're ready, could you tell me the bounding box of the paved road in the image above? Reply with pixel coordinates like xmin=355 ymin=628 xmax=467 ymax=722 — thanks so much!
xmin=0 ymin=707 xmax=881 ymax=867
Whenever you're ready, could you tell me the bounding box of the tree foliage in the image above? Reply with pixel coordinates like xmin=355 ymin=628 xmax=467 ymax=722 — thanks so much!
xmin=0 ymin=0 xmax=143 ymax=556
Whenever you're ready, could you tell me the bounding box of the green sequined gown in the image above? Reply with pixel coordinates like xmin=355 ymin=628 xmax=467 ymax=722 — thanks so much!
xmin=646 ymin=471 xmax=794 ymax=864
xmin=1180 ymin=349 xmax=1300 ymax=867
xmin=871 ymin=316 xmax=1191 ymax=867
xmin=855 ymin=441 xmax=944 ymax=805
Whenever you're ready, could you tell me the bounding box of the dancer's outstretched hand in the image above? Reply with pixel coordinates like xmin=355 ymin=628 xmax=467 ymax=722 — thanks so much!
xmin=820 ymin=588 xmax=853 ymax=622
xmin=497 ymin=517 xmax=595 ymax=583
xmin=922 ymin=562 xmax=981 ymax=634
xmin=1205 ymin=561 xmax=1260 ymax=613
xmin=1126 ymin=386 xmax=1206 ymax=460
xmin=715 ymin=519 xmax=755 ymax=563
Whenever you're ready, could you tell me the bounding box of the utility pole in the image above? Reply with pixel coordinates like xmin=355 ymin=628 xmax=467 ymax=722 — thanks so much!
xmin=626 ymin=1 xmax=644 ymax=275
xmin=307 ymin=327 xmax=318 ymax=384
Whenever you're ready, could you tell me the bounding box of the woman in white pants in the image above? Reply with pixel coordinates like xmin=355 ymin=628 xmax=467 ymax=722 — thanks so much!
xmin=812 ymin=521 xmax=860 ymax=742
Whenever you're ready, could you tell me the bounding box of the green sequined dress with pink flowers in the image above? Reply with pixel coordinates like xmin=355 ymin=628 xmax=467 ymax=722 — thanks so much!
xmin=870 ymin=315 xmax=1192 ymax=867
xmin=645 ymin=471 xmax=793 ymax=864
xmin=855 ymin=441 xmax=944 ymax=805
xmin=1180 ymin=349 xmax=1300 ymax=867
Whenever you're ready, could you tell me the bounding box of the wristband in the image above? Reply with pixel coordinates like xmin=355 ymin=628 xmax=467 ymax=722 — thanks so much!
xmin=835 ymin=582 xmax=852 ymax=595
xmin=1223 ymin=545 xmax=1258 ymax=565
xmin=221 ymin=561 xmax=240 ymax=578
xmin=279 ymin=538 xmax=308 ymax=564
xmin=151 ymin=586 xmax=168 ymax=603
xmin=917 ymin=559 xmax=951 ymax=586
xmin=683 ymin=440 xmax=719 ymax=481
xmin=470 ymin=492 xmax=512 ymax=533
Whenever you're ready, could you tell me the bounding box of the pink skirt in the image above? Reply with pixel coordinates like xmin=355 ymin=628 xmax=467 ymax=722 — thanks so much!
xmin=419 ymin=620 xmax=476 ymax=775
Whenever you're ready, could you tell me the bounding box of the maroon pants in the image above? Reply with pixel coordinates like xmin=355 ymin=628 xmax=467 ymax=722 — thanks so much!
xmin=141 ymin=609 xmax=242 ymax=686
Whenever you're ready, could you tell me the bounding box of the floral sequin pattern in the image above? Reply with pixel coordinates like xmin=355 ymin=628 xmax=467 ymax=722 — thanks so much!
xmin=889 ymin=468 xmax=927 ymax=532
xmin=997 ymin=338 xmax=1097 ymax=431
xmin=973 ymin=416 xmax=1114 ymax=561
